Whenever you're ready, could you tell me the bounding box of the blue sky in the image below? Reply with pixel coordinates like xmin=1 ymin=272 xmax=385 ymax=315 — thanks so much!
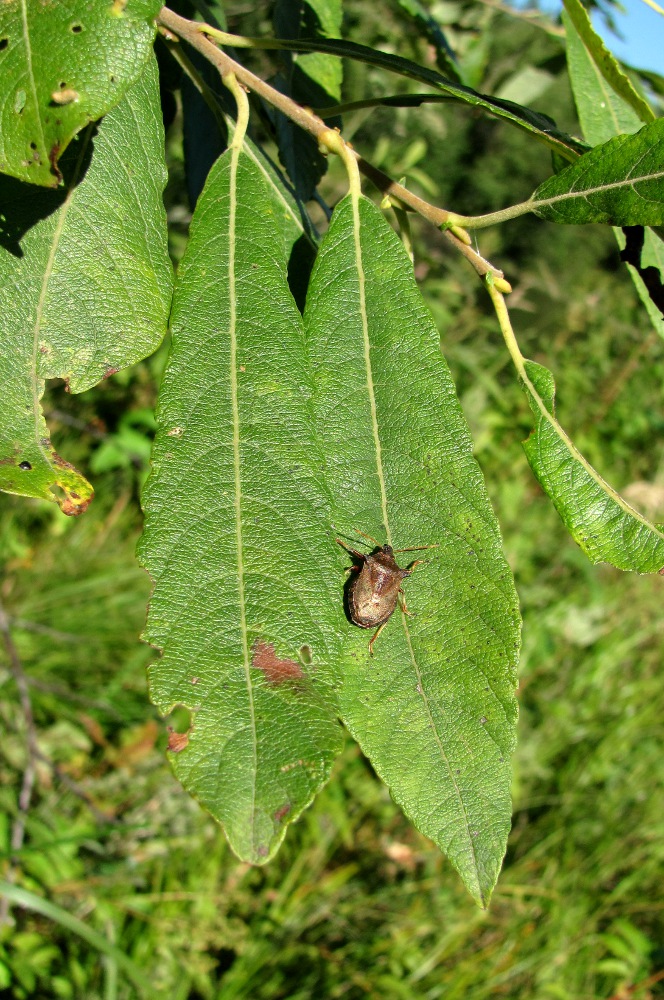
xmin=591 ymin=0 xmax=663 ymax=75
xmin=515 ymin=0 xmax=663 ymax=74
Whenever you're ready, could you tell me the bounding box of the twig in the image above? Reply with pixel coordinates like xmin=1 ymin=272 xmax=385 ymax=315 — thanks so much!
xmin=157 ymin=6 xmax=510 ymax=289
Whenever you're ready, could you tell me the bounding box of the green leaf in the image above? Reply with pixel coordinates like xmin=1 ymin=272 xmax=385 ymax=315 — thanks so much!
xmin=138 ymin=147 xmax=344 ymax=865
xmin=227 ymin=116 xmax=320 ymax=309
xmin=255 ymin=33 xmax=589 ymax=161
xmin=530 ymin=120 xmax=664 ymax=227
xmin=304 ymin=195 xmax=520 ymax=906
xmin=563 ymin=10 xmax=664 ymax=338
xmin=563 ymin=10 xmax=642 ymax=145
xmin=0 ymin=56 xmax=172 ymax=513
xmin=0 ymin=0 xmax=162 ymax=187
xmin=521 ymin=360 xmax=664 ymax=572
xmin=286 ymin=0 xmax=343 ymax=99
xmin=561 ymin=0 xmax=655 ymax=126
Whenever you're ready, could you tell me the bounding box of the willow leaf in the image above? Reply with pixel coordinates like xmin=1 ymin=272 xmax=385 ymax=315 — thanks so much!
xmin=250 ymin=33 xmax=588 ymax=160
xmin=0 ymin=0 xmax=162 ymax=187
xmin=521 ymin=361 xmax=664 ymax=572
xmin=304 ymin=195 xmax=520 ymax=906
xmin=0 ymin=57 xmax=171 ymax=512
xmin=561 ymin=0 xmax=655 ymax=126
xmin=530 ymin=120 xmax=664 ymax=227
xmin=138 ymin=148 xmax=344 ymax=865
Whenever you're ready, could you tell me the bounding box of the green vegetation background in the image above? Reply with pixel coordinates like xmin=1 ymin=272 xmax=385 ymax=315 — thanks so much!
xmin=1 ymin=2 xmax=663 ymax=997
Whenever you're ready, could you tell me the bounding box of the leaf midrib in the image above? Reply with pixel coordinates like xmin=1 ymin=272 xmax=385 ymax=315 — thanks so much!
xmin=29 ymin=128 xmax=93 ymax=463
xmin=228 ymin=146 xmax=257 ymax=820
xmin=20 ymin=0 xmax=45 ymax=154
xmin=534 ymin=166 xmax=664 ymax=213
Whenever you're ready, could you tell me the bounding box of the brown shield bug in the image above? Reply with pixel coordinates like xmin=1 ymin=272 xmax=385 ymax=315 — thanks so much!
xmin=336 ymin=530 xmax=437 ymax=655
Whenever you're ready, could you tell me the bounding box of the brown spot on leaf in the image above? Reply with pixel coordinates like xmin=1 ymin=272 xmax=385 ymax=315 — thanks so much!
xmin=274 ymin=802 xmax=291 ymax=823
xmin=252 ymin=640 xmax=303 ymax=683
xmin=48 ymin=142 xmax=62 ymax=184
xmin=59 ymin=493 xmax=93 ymax=516
xmin=167 ymin=728 xmax=189 ymax=753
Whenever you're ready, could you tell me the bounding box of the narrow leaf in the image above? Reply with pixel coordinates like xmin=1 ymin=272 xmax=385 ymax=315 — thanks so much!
xmin=0 ymin=0 xmax=162 ymax=187
xmin=563 ymin=10 xmax=643 ymax=145
xmin=255 ymin=33 xmax=589 ymax=160
xmin=0 ymin=56 xmax=172 ymax=513
xmin=521 ymin=360 xmax=664 ymax=572
xmin=304 ymin=195 xmax=520 ymax=906
xmin=272 ymin=0 xmax=343 ymax=200
xmin=138 ymin=148 xmax=344 ymax=865
xmin=561 ymin=0 xmax=655 ymax=126
xmin=564 ymin=10 xmax=664 ymax=338
xmin=530 ymin=120 xmax=664 ymax=227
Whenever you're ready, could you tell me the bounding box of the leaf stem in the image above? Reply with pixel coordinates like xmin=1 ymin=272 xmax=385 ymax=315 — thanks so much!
xmin=157 ymin=7 xmax=509 ymax=287
xmin=444 ymin=201 xmax=536 ymax=229
xmin=222 ymin=72 xmax=250 ymax=151
xmin=484 ymin=276 xmax=528 ymax=378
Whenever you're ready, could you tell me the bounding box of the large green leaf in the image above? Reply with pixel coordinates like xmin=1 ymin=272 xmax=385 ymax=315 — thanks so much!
xmin=304 ymin=195 xmax=521 ymax=906
xmin=530 ymin=120 xmax=664 ymax=227
xmin=138 ymin=147 xmax=344 ymax=865
xmin=563 ymin=11 xmax=664 ymax=338
xmin=0 ymin=56 xmax=172 ymax=513
xmin=0 ymin=0 xmax=162 ymax=187
xmin=520 ymin=361 xmax=664 ymax=572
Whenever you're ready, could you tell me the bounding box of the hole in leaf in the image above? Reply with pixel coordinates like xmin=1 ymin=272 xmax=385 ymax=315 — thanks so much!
xmin=167 ymin=704 xmax=193 ymax=733
xmin=18 ymin=461 xmax=32 ymax=471
xmin=70 ymin=23 xmax=83 ymax=33
xmin=0 ymin=38 xmax=8 ymax=50
xmin=29 ymin=141 xmax=37 ymax=150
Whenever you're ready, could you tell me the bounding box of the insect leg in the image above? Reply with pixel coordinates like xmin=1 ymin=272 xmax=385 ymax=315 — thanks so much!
xmin=368 ymin=621 xmax=388 ymax=656
xmin=398 ymin=590 xmax=416 ymax=618
xmin=403 ymin=558 xmax=426 ymax=575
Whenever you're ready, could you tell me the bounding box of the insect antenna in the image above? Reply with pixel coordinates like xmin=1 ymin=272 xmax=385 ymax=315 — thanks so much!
xmin=392 ymin=543 xmax=439 ymax=554
xmin=332 ymin=525 xmax=383 ymax=549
